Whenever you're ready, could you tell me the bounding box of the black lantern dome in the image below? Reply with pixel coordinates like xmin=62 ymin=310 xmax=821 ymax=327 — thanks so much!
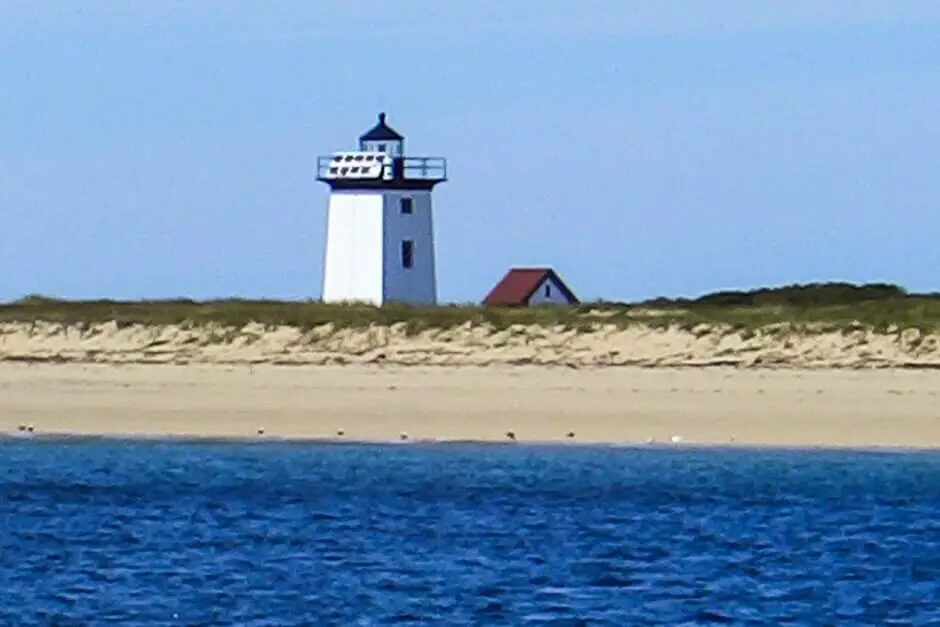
xmin=359 ymin=112 xmax=404 ymax=157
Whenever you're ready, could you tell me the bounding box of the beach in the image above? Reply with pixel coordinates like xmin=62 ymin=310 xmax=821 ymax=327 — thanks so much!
xmin=1 ymin=320 xmax=938 ymax=447
xmin=2 ymin=362 xmax=938 ymax=448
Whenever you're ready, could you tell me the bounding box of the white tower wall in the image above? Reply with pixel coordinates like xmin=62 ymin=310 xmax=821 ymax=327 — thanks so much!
xmin=381 ymin=190 xmax=436 ymax=305
xmin=321 ymin=189 xmax=437 ymax=305
xmin=321 ymin=191 xmax=384 ymax=304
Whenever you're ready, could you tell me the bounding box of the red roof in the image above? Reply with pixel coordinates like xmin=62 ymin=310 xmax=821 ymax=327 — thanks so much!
xmin=482 ymin=267 xmax=579 ymax=306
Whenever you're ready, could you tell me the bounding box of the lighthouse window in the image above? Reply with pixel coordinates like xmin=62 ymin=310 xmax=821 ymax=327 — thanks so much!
xmin=400 ymin=197 xmax=413 ymax=214
xmin=401 ymin=240 xmax=414 ymax=269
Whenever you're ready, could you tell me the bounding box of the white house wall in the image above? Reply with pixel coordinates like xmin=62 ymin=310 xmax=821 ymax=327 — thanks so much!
xmin=525 ymin=276 xmax=574 ymax=305
xmin=321 ymin=191 xmax=385 ymax=304
xmin=381 ymin=191 xmax=437 ymax=305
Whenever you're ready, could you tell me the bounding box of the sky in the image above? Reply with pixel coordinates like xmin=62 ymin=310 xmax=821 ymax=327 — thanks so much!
xmin=2 ymin=1 xmax=939 ymax=304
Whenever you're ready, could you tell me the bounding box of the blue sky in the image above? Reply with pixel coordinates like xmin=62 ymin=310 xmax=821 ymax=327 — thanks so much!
xmin=2 ymin=1 xmax=939 ymax=304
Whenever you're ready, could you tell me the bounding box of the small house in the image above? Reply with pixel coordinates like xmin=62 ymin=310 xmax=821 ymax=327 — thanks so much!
xmin=482 ymin=267 xmax=579 ymax=307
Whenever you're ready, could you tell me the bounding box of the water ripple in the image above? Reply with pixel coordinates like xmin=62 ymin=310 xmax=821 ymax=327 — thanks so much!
xmin=1 ymin=440 xmax=939 ymax=624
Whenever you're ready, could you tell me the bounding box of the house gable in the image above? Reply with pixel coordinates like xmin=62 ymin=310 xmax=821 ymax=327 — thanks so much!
xmin=525 ymin=275 xmax=577 ymax=305
xmin=483 ymin=267 xmax=579 ymax=306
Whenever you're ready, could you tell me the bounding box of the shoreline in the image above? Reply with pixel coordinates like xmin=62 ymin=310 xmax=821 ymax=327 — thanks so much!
xmin=4 ymin=430 xmax=940 ymax=456
xmin=3 ymin=362 xmax=938 ymax=450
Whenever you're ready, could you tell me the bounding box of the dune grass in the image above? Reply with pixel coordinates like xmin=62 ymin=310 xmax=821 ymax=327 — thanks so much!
xmin=1 ymin=284 xmax=939 ymax=335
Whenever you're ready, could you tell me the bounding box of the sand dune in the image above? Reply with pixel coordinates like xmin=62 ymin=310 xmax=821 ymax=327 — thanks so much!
xmin=1 ymin=321 xmax=938 ymax=369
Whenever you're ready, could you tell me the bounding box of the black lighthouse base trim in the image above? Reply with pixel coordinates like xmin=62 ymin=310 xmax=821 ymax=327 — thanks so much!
xmin=318 ymin=178 xmax=445 ymax=192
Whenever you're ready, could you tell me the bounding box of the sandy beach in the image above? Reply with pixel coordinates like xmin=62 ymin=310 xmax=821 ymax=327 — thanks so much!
xmin=1 ymin=320 xmax=938 ymax=448
xmin=2 ymin=362 xmax=938 ymax=449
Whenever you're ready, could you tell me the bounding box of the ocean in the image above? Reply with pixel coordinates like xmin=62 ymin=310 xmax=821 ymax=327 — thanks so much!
xmin=1 ymin=438 xmax=939 ymax=625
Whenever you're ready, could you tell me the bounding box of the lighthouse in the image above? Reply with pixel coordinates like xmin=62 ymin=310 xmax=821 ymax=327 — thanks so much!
xmin=316 ymin=113 xmax=447 ymax=306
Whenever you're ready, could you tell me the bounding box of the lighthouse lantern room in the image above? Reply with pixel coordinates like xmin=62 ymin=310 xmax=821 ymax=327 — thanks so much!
xmin=316 ymin=113 xmax=447 ymax=306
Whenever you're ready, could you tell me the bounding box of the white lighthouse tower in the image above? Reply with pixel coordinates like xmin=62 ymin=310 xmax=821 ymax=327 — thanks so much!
xmin=316 ymin=113 xmax=447 ymax=306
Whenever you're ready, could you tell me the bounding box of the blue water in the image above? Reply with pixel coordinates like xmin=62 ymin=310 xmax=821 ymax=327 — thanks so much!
xmin=1 ymin=439 xmax=939 ymax=625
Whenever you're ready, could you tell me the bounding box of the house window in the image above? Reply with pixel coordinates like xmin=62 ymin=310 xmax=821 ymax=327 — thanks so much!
xmin=378 ymin=143 xmax=386 ymax=152
xmin=401 ymin=240 xmax=414 ymax=269
xmin=544 ymin=283 xmax=552 ymax=298
xmin=400 ymin=197 xmax=413 ymax=214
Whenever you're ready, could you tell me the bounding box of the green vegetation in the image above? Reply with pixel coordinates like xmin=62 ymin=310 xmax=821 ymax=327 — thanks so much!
xmin=2 ymin=283 xmax=939 ymax=335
